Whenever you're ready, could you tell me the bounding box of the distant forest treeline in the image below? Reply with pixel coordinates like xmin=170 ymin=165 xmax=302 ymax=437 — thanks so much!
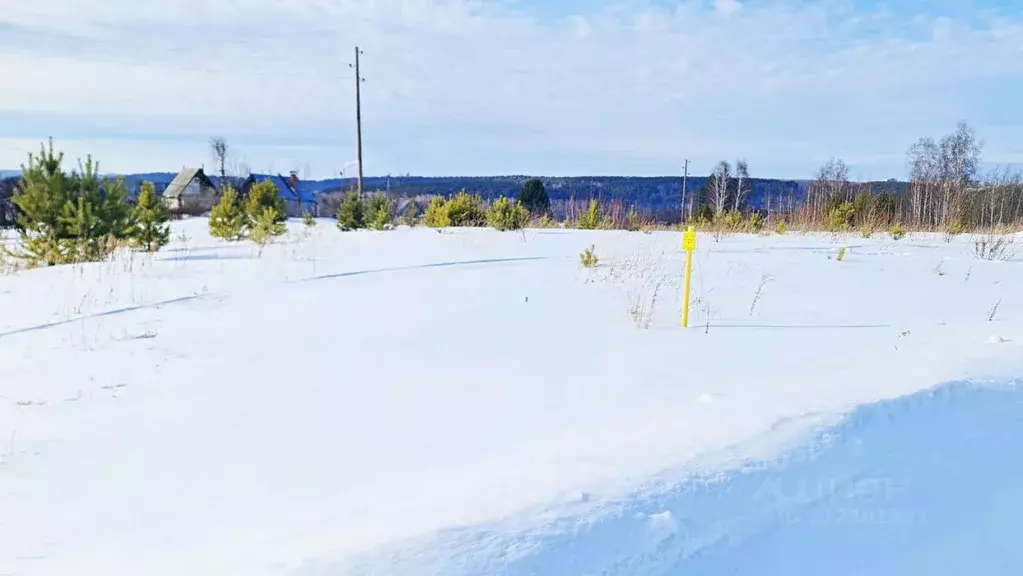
xmin=343 ymin=175 xmax=910 ymax=221
xmin=5 ymin=120 xmax=1020 ymax=231
xmin=0 ymin=171 xmax=909 ymax=228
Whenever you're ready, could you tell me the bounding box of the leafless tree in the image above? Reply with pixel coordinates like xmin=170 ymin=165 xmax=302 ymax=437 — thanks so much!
xmin=907 ymin=121 xmax=982 ymax=229
xmin=936 ymin=121 xmax=980 ymax=228
xmin=806 ymin=157 xmax=849 ymax=221
xmin=707 ymin=160 xmax=732 ymax=216
xmin=972 ymin=166 xmax=1023 ymax=229
xmin=209 ymin=137 xmax=229 ymax=179
xmin=733 ymin=159 xmax=750 ymax=212
xmin=223 ymin=157 xmax=251 ymax=181
xmin=907 ymin=136 xmax=938 ymax=226
xmin=820 ymin=158 xmax=849 ymax=197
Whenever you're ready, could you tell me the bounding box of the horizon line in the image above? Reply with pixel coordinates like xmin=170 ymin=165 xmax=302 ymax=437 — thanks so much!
xmin=0 ymin=169 xmax=906 ymax=184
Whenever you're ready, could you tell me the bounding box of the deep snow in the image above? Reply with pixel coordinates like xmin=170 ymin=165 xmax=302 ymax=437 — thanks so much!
xmin=331 ymin=379 xmax=1023 ymax=576
xmin=1 ymin=220 xmax=1021 ymax=575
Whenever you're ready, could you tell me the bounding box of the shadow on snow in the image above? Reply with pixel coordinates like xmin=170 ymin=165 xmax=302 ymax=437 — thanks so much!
xmin=0 ymin=256 xmax=563 ymax=339
xmin=328 ymin=379 xmax=1023 ymax=576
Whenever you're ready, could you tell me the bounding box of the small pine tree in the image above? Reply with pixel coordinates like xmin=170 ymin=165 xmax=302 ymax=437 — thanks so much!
xmin=872 ymin=191 xmax=899 ymax=226
xmin=853 ymin=191 xmax=871 ymax=224
xmin=209 ymin=185 xmax=245 ymax=240
xmin=131 ymin=181 xmax=170 ymax=251
xmin=249 ymin=206 xmax=287 ymax=252
xmin=59 ymin=195 xmax=104 ymax=262
xmin=336 ymin=190 xmax=364 ymax=231
xmin=71 ymin=156 xmax=134 ymax=247
xmin=94 ymin=174 xmax=134 ymax=243
xmin=580 ymin=245 xmax=599 ymax=268
xmin=446 ymin=190 xmax=485 ymax=226
xmin=424 ymin=196 xmax=450 ymax=228
xmin=537 ymin=214 xmax=558 ymax=228
xmin=10 ymin=141 xmax=71 ymax=266
xmin=775 ymin=220 xmax=787 ymax=235
xmin=246 ymin=180 xmax=288 ymax=229
xmin=889 ymin=223 xmax=907 ymax=240
xmin=744 ymin=212 xmax=765 ymax=233
xmin=625 ymin=206 xmax=640 ymax=231
xmin=11 ymin=140 xmax=134 ymax=265
xmin=824 ymin=201 xmax=856 ymax=231
xmin=577 ymin=199 xmax=602 ymax=230
xmin=695 ymin=202 xmax=715 ymax=224
xmin=718 ymin=210 xmax=743 ymax=231
xmin=518 ymin=178 xmax=550 ymax=215
xmin=486 ymin=196 xmax=529 ymax=231
xmin=365 ymin=194 xmax=392 ymax=230
xmin=302 ymin=210 xmax=316 ymax=227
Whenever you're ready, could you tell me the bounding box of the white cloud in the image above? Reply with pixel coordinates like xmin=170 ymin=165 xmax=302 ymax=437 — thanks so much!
xmin=714 ymin=0 xmax=742 ymax=18
xmin=932 ymin=16 xmax=953 ymax=42
xmin=1 ymin=0 xmax=1022 ymax=178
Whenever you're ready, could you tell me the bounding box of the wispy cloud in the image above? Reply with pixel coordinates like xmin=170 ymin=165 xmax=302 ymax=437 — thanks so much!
xmin=1 ymin=0 xmax=1021 ymax=178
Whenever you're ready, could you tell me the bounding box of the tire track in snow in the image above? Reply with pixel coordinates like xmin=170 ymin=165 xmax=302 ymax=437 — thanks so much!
xmin=0 ymin=256 xmax=562 ymax=340
xmin=0 ymin=295 xmax=201 ymax=339
xmin=295 ymin=256 xmax=559 ymax=282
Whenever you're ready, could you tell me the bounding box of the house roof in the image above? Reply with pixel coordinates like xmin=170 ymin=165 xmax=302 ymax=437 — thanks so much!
xmin=161 ymin=170 xmax=320 ymax=204
xmin=163 ymin=168 xmax=214 ymax=199
xmin=251 ymin=174 xmax=297 ymax=201
xmin=296 ymin=180 xmax=337 ymax=194
xmin=249 ymin=173 xmax=318 ymax=204
xmin=209 ymin=175 xmax=251 ymax=192
xmin=292 ymin=181 xmax=319 ymax=204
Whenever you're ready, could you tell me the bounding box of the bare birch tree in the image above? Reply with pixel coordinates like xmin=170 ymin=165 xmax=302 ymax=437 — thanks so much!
xmin=733 ymin=159 xmax=750 ymax=212
xmin=939 ymin=121 xmax=981 ymax=228
xmin=807 ymin=157 xmax=849 ymax=221
xmin=707 ymin=160 xmax=732 ymax=216
xmin=907 ymin=136 xmax=938 ymax=227
xmin=209 ymin=137 xmax=229 ymax=180
xmin=907 ymin=121 xmax=981 ymax=229
xmin=976 ymin=166 xmax=1023 ymax=229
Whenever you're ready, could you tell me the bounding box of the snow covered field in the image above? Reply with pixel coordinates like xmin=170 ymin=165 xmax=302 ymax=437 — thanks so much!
xmin=1 ymin=219 xmax=1021 ymax=575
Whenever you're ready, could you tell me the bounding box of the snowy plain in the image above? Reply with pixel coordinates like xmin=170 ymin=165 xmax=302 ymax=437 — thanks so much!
xmin=1 ymin=219 xmax=1022 ymax=575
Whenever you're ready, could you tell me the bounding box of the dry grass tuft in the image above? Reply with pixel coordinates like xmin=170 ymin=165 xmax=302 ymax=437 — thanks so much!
xmin=588 ymin=245 xmax=679 ymax=329
xmin=973 ymin=234 xmax=1016 ymax=261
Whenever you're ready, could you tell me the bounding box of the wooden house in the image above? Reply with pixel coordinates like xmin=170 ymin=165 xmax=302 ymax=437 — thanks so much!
xmin=163 ymin=168 xmax=219 ymax=214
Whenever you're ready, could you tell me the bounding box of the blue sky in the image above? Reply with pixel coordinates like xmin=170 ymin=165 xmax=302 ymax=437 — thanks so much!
xmin=1 ymin=0 xmax=1021 ymax=180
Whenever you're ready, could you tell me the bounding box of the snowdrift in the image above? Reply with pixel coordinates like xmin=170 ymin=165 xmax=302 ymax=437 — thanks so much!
xmin=328 ymin=379 xmax=1023 ymax=576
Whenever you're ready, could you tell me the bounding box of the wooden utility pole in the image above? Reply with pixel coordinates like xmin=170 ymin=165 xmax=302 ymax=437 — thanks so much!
xmin=350 ymin=46 xmax=365 ymax=197
xmin=681 ymin=158 xmax=689 ymax=224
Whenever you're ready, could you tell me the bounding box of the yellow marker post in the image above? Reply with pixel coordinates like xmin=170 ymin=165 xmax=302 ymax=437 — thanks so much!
xmin=682 ymin=226 xmax=696 ymax=327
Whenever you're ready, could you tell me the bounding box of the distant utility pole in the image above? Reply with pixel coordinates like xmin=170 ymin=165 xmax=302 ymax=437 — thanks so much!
xmin=350 ymin=46 xmax=365 ymax=197
xmin=681 ymin=158 xmax=689 ymax=224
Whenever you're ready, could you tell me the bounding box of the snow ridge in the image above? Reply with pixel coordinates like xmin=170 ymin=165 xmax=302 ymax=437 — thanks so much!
xmin=322 ymin=379 xmax=1023 ymax=576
